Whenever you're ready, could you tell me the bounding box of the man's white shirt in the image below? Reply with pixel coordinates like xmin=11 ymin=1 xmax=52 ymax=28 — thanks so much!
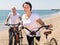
xmin=7 ymin=12 xmax=21 ymax=27
xmin=7 ymin=12 xmax=21 ymax=24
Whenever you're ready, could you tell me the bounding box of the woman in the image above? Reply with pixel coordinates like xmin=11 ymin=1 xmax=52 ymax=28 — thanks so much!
xmin=22 ymin=2 xmax=52 ymax=45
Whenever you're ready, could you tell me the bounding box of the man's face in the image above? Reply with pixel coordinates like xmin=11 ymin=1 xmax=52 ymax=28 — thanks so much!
xmin=12 ymin=8 xmax=16 ymax=13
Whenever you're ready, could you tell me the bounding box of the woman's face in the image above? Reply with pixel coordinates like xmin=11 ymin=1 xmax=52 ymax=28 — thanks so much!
xmin=23 ymin=4 xmax=31 ymax=12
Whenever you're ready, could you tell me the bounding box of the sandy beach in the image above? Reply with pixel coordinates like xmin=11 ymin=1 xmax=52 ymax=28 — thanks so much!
xmin=0 ymin=14 xmax=60 ymax=45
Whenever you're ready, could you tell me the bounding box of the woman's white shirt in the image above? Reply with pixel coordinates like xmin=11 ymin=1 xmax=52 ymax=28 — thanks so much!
xmin=22 ymin=13 xmax=41 ymax=37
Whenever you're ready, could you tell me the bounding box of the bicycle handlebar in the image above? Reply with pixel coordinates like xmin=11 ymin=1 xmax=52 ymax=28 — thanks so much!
xmin=22 ymin=25 xmax=53 ymax=35
xmin=5 ymin=23 xmax=20 ymax=27
xmin=22 ymin=25 xmax=53 ymax=32
xmin=5 ymin=23 xmax=22 ymax=34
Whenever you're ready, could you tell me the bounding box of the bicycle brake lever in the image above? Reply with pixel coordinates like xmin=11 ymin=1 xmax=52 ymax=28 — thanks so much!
xmin=48 ymin=28 xmax=53 ymax=30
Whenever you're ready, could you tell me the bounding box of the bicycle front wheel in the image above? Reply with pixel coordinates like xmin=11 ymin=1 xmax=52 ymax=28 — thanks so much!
xmin=50 ymin=38 xmax=58 ymax=45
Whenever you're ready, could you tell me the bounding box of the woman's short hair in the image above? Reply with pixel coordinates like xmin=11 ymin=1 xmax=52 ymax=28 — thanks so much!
xmin=23 ymin=2 xmax=32 ymax=11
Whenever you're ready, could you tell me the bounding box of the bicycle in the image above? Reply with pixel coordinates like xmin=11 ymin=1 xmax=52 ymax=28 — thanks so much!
xmin=21 ymin=25 xmax=58 ymax=45
xmin=5 ymin=23 xmax=23 ymax=45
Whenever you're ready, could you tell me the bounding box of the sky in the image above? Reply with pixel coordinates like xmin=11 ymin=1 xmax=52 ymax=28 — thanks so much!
xmin=0 ymin=0 xmax=60 ymax=10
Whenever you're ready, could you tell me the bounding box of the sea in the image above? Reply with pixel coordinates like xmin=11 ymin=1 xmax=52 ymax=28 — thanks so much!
xmin=0 ymin=10 xmax=59 ymax=23
xmin=0 ymin=10 xmax=60 ymax=30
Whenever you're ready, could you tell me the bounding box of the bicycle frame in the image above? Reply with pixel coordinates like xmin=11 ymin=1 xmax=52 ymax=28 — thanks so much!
xmin=5 ymin=23 xmax=24 ymax=45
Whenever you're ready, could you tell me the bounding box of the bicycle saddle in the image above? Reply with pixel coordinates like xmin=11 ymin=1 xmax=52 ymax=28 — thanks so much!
xmin=44 ymin=31 xmax=52 ymax=35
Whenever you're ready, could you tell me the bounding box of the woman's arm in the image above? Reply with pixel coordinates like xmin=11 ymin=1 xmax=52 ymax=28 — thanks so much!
xmin=36 ymin=18 xmax=45 ymax=26
xmin=36 ymin=18 xmax=53 ymax=28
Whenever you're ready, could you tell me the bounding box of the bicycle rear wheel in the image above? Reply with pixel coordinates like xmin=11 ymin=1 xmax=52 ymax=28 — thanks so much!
xmin=50 ymin=38 xmax=58 ymax=45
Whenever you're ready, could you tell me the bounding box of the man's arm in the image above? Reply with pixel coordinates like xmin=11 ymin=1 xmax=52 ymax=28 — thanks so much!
xmin=19 ymin=16 xmax=23 ymax=25
xmin=5 ymin=16 xmax=10 ymax=24
xmin=19 ymin=16 xmax=22 ymax=20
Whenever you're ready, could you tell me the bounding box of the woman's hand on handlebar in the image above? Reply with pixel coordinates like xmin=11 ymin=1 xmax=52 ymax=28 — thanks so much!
xmin=44 ymin=24 xmax=53 ymax=30
xmin=48 ymin=24 xmax=53 ymax=28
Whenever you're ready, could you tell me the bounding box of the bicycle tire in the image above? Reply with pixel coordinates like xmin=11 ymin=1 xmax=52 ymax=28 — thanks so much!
xmin=50 ymin=38 xmax=58 ymax=45
xmin=9 ymin=35 xmax=13 ymax=41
